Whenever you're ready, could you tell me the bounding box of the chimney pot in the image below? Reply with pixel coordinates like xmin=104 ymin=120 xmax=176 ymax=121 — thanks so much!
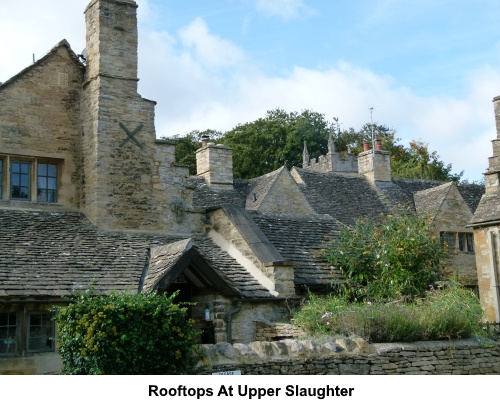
xmin=363 ymin=141 xmax=370 ymax=152
xmin=375 ymin=139 xmax=382 ymax=151
xmin=201 ymin=134 xmax=209 ymax=147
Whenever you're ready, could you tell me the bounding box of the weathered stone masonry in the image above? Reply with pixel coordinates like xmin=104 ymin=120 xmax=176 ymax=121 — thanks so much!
xmin=197 ymin=338 xmax=500 ymax=375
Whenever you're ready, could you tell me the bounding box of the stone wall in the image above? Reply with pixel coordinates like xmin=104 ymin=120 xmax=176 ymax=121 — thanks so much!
xmin=0 ymin=44 xmax=83 ymax=207
xmin=197 ymin=338 xmax=500 ymax=375
xmin=257 ymin=169 xmax=315 ymax=216
xmin=81 ymin=0 xmax=200 ymax=232
xmin=304 ymin=152 xmax=358 ymax=174
xmin=473 ymin=226 xmax=500 ymax=322
xmin=255 ymin=322 xmax=303 ymax=341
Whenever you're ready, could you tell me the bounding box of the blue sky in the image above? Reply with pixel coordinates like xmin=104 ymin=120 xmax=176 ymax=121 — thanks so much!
xmin=1 ymin=0 xmax=499 ymax=181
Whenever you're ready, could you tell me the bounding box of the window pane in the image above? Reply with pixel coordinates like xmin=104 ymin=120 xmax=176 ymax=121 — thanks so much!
xmin=47 ymin=177 xmax=56 ymax=190
xmin=36 ymin=162 xmax=57 ymax=203
xmin=467 ymin=234 xmax=474 ymax=253
xmin=20 ymin=187 xmax=29 ymax=199
xmin=47 ymin=164 xmax=57 ymax=177
xmin=38 ymin=163 xmax=47 ymax=176
xmin=38 ymin=189 xmax=47 ymax=202
xmin=440 ymin=232 xmax=455 ymax=248
xmin=11 ymin=162 xmax=30 ymax=200
xmin=458 ymin=234 xmax=465 ymax=251
xmin=0 ymin=313 xmax=17 ymax=355
xmin=28 ymin=313 xmax=54 ymax=352
xmin=47 ymin=190 xmax=56 ymax=203
xmin=38 ymin=177 xmax=47 ymax=189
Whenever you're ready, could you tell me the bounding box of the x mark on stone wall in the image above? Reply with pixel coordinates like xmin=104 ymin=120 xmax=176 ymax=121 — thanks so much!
xmin=119 ymin=122 xmax=144 ymax=149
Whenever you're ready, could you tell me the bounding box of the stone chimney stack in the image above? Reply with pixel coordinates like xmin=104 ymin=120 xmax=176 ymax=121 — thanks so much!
xmin=196 ymin=140 xmax=233 ymax=189
xmin=358 ymin=140 xmax=392 ymax=187
xmin=484 ymin=96 xmax=500 ymax=193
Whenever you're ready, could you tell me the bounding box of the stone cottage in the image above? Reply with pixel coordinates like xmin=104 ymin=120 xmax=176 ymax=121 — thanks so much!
xmin=469 ymin=95 xmax=500 ymax=323
xmin=0 ymin=0 xmax=484 ymax=374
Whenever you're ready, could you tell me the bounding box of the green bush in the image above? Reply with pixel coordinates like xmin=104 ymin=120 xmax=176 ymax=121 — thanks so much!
xmin=293 ymin=284 xmax=484 ymax=343
xmin=324 ymin=212 xmax=448 ymax=302
xmin=53 ymin=291 xmax=199 ymax=375
xmin=418 ymin=284 xmax=484 ymax=340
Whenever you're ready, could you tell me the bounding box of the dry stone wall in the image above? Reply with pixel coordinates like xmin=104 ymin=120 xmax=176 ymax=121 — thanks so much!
xmin=197 ymin=338 xmax=500 ymax=375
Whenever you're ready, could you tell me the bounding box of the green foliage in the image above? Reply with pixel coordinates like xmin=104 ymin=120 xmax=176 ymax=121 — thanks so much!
xmin=324 ymin=213 xmax=448 ymax=302
xmin=163 ymin=129 xmax=223 ymax=175
xmin=53 ymin=291 xmax=199 ymax=375
xmin=221 ymin=108 xmax=333 ymax=179
xmin=334 ymin=125 xmax=463 ymax=181
xmin=418 ymin=284 xmax=484 ymax=340
xmin=293 ymin=284 xmax=484 ymax=343
xmin=172 ymin=108 xmax=462 ymax=181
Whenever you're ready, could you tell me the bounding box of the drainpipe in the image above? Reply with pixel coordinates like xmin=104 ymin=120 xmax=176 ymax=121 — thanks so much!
xmin=225 ymin=300 xmax=242 ymax=343
xmin=492 ymin=232 xmax=500 ymax=322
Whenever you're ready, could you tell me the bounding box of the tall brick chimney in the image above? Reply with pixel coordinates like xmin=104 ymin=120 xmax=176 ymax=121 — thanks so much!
xmin=196 ymin=139 xmax=234 ymax=189
xmin=357 ymin=141 xmax=392 ymax=187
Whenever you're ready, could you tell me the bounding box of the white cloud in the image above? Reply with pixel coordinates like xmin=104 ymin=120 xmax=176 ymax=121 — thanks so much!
xmin=138 ymin=32 xmax=498 ymax=182
xmin=252 ymin=0 xmax=315 ymax=20
xmin=1 ymin=1 xmax=496 ymax=182
xmin=178 ymin=18 xmax=246 ymax=70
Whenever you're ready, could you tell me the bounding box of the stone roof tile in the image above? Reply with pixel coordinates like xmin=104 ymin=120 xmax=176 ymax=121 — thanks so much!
xmin=0 ymin=209 xmax=274 ymax=299
xmin=249 ymin=211 xmax=344 ymax=287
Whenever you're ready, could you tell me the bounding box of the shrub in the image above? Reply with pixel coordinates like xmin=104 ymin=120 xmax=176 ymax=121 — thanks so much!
xmin=293 ymin=284 xmax=484 ymax=343
xmin=324 ymin=212 xmax=448 ymax=302
xmin=53 ymin=291 xmax=199 ymax=375
xmin=418 ymin=284 xmax=484 ymax=340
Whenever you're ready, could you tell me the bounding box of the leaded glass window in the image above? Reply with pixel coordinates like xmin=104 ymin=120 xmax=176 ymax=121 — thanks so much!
xmin=11 ymin=161 xmax=30 ymax=200
xmin=37 ymin=163 xmax=57 ymax=203
xmin=27 ymin=312 xmax=54 ymax=352
xmin=0 ymin=313 xmax=18 ymax=355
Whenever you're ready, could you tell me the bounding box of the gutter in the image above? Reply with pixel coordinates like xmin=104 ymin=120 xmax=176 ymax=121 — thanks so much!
xmin=466 ymin=219 xmax=500 ymax=228
xmin=225 ymin=300 xmax=242 ymax=343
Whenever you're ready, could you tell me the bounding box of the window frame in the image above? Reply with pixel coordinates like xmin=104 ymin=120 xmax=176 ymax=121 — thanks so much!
xmin=0 ymin=155 xmax=60 ymax=204
xmin=0 ymin=312 xmax=19 ymax=356
xmin=37 ymin=162 xmax=58 ymax=203
xmin=26 ymin=311 xmax=55 ymax=353
xmin=10 ymin=160 xmax=31 ymax=201
xmin=440 ymin=231 xmax=475 ymax=253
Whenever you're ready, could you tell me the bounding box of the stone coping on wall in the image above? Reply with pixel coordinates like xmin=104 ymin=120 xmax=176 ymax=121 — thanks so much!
xmin=196 ymin=337 xmax=500 ymax=375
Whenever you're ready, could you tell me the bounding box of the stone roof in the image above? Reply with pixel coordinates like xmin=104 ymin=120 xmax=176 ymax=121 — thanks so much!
xmin=413 ymin=182 xmax=453 ymax=219
xmin=0 ymin=40 xmax=84 ymax=90
xmin=0 ymin=208 xmax=274 ymax=299
xmin=245 ymin=167 xmax=284 ymax=210
xmin=249 ymin=211 xmax=344 ymax=288
xmin=189 ymin=177 xmax=248 ymax=210
xmin=292 ymin=168 xmax=484 ymax=225
xmin=469 ymin=192 xmax=500 ymax=226
xmin=293 ymin=168 xmax=392 ymax=225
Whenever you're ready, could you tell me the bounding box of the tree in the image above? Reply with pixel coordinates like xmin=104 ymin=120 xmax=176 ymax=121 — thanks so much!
xmin=334 ymin=124 xmax=463 ymax=181
xmin=221 ymin=108 xmax=334 ymax=178
xmin=324 ymin=213 xmax=449 ymax=302
xmin=53 ymin=291 xmax=199 ymax=375
xmin=390 ymin=140 xmax=463 ymax=181
xmin=172 ymin=110 xmax=463 ymax=182
xmin=163 ymin=129 xmax=223 ymax=175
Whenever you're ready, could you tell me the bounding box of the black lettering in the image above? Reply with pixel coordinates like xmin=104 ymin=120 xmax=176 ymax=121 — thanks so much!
xmin=149 ymin=385 xmax=158 ymax=396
